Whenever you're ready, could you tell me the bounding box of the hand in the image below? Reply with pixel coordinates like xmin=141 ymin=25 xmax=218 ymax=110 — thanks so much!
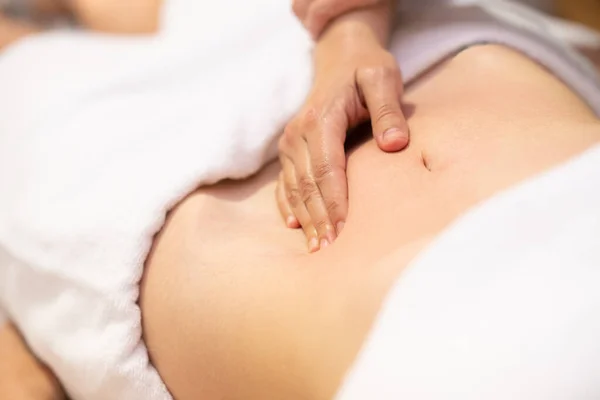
xmin=276 ymin=35 xmax=409 ymax=252
xmin=292 ymin=0 xmax=384 ymax=39
xmin=0 ymin=323 xmax=66 ymax=400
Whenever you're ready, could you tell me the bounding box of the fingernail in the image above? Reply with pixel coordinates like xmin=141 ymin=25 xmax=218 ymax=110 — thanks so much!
xmin=308 ymin=238 xmax=319 ymax=252
xmin=286 ymin=216 xmax=298 ymax=228
xmin=336 ymin=221 xmax=345 ymax=234
xmin=320 ymin=238 xmax=329 ymax=249
xmin=382 ymin=127 xmax=402 ymax=142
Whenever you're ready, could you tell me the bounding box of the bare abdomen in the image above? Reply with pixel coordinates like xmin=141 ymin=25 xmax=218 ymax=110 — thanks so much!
xmin=141 ymin=45 xmax=600 ymax=400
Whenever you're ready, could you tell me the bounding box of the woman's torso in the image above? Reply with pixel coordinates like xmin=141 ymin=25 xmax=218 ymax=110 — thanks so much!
xmin=141 ymin=45 xmax=600 ymax=399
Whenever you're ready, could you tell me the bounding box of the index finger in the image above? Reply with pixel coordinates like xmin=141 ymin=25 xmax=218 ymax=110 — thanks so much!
xmin=306 ymin=108 xmax=349 ymax=234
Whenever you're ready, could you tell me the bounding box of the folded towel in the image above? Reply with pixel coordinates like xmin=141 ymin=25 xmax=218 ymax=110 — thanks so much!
xmin=0 ymin=1 xmax=598 ymax=399
xmin=337 ymin=4 xmax=600 ymax=399
xmin=0 ymin=1 xmax=312 ymax=398
xmin=338 ymin=131 xmax=600 ymax=400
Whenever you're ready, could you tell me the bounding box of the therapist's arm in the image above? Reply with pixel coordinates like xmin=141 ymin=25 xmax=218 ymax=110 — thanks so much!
xmin=292 ymin=0 xmax=395 ymax=40
xmin=0 ymin=323 xmax=66 ymax=400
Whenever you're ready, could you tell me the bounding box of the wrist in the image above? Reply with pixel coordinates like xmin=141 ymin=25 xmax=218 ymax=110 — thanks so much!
xmin=313 ymin=29 xmax=385 ymax=78
xmin=318 ymin=1 xmax=394 ymax=47
xmin=313 ymin=2 xmax=394 ymax=72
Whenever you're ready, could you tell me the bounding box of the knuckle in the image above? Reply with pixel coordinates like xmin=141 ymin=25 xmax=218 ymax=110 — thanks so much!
xmin=313 ymin=161 xmax=334 ymax=185
xmin=283 ymin=123 xmax=295 ymax=139
xmin=325 ymin=199 xmax=341 ymax=215
xmin=313 ymin=218 xmax=330 ymax=232
xmin=374 ymin=103 xmax=398 ymax=123
xmin=286 ymin=187 xmax=301 ymax=207
xmin=279 ymin=125 xmax=296 ymax=152
xmin=300 ymin=107 xmax=319 ymax=129
xmin=298 ymin=176 xmax=320 ymax=202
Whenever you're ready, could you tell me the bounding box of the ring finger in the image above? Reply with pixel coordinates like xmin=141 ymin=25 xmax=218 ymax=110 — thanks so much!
xmin=281 ymin=156 xmax=319 ymax=252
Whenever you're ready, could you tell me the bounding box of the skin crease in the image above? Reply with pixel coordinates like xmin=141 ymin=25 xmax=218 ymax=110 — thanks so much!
xmin=141 ymin=45 xmax=600 ymax=400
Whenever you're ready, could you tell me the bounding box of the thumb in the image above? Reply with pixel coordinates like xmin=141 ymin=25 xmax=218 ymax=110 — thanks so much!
xmin=357 ymin=67 xmax=409 ymax=152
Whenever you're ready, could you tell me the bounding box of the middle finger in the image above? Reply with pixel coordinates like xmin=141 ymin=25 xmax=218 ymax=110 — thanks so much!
xmin=281 ymin=155 xmax=319 ymax=252
xmin=294 ymin=137 xmax=336 ymax=248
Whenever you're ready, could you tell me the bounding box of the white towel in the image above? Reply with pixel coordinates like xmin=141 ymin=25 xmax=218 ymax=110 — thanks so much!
xmin=336 ymin=4 xmax=600 ymax=399
xmin=0 ymin=1 xmax=599 ymax=399
xmin=337 ymin=135 xmax=600 ymax=400
xmin=0 ymin=1 xmax=313 ymax=399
